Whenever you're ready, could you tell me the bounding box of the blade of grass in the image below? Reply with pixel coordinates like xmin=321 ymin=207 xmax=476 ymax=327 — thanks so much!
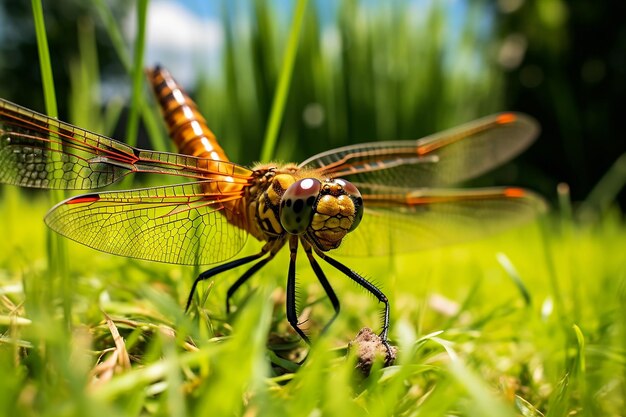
xmin=538 ymin=214 xmax=565 ymax=322
xmin=496 ymin=252 xmax=531 ymax=306
xmin=93 ymin=0 xmax=168 ymax=152
xmin=579 ymin=152 xmax=626 ymax=221
xmin=31 ymin=0 xmax=70 ymax=328
xmin=125 ymin=0 xmax=148 ymax=148
xmin=69 ymin=17 xmax=102 ymax=132
xmin=448 ymin=360 xmax=517 ymax=417
xmin=260 ymin=0 xmax=308 ymax=161
xmin=557 ymin=182 xmax=573 ymax=224
xmin=572 ymin=323 xmax=586 ymax=362
xmin=31 ymin=0 xmax=57 ymax=120
xmin=251 ymin=0 xmax=277 ymax=127
xmin=92 ymin=0 xmax=131 ymax=71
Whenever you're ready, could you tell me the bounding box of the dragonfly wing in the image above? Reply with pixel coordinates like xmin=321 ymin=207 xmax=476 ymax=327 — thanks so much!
xmin=335 ymin=186 xmax=546 ymax=257
xmin=0 ymin=98 xmax=251 ymax=189
xmin=299 ymin=113 xmax=539 ymax=188
xmin=44 ymin=180 xmax=249 ymax=265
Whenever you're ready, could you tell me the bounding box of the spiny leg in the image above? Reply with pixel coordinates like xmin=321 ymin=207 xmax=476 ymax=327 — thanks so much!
xmin=315 ymin=249 xmax=392 ymax=357
xmin=301 ymin=239 xmax=340 ymax=335
xmin=186 ymin=241 xmax=277 ymax=312
xmin=286 ymin=236 xmax=310 ymax=344
xmin=226 ymin=250 xmax=279 ymax=314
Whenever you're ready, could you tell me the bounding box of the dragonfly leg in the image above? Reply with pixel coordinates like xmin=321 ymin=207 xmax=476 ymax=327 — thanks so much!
xmin=301 ymin=240 xmax=340 ymax=335
xmin=315 ymin=251 xmax=393 ymax=358
xmin=226 ymin=251 xmax=278 ymax=314
xmin=286 ymin=236 xmax=310 ymax=344
xmin=185 ymin=241 xmax=278 ymax=312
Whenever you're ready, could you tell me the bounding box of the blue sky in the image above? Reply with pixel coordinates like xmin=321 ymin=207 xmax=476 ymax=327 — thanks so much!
xmin=135 ymin=0 xmax=332 ymax=87
xmin=138 ymin=0 xmax=477 ymax=88
xmin=174 ymin=0 xmax=339 ymax=21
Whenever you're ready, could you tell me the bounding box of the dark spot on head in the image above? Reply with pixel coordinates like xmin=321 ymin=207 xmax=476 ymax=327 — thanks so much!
xmin=295 ymin=217 xmax=301 ymax=223
xmin=293 ymin=199 xmax=304 ymax=213
xmin=281 ymin=200 xmax=286 ymax=207
xmin=306 ymin=196 xmax=316 ymax=206
xmin=286 ymin=199 xmax=292 ymax=207
xmin=292 ymin=229 xmax=298 ymax=234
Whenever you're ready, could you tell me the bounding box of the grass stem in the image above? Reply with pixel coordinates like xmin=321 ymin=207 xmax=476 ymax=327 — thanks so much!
xmin=260 ymin=0 xmax=308 ymax=161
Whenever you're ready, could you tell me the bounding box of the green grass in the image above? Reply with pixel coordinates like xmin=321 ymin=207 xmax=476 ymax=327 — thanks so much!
xmin=1 ymin=1 xmax=625 ymax=416
xmin=1 ymin=193 xmax=625 ymax=416
xmin=260 ymin=0 xmax=309 ymax=161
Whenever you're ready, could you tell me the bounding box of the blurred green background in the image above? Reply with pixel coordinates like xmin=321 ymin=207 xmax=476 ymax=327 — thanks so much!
xmin=1 ymin=0 xmax=624 ymax=209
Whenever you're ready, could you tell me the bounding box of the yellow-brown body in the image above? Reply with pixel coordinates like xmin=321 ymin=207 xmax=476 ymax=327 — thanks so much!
xmin=147 ymin=67 xmax=361 ymax=252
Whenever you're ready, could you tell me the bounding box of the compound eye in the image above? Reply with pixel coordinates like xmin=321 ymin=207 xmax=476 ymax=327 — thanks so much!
xmin=280 ymin=178 xmax=321 ymax=234
xmin=336 ymin=179 xmax=363 ymax=232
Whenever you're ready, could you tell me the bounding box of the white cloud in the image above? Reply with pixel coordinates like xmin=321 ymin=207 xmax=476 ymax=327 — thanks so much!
xmin=321 ymin=25 xmax=341 ymax=60
xmin=145 ymin=1 xmax=222 ymax=50
xmin=125 ymin=0 xmax=224 ymax=87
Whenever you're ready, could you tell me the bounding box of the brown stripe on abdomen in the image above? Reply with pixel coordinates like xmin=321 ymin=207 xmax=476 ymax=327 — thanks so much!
xmin=146 ymin=66 xmax=229 ymax=162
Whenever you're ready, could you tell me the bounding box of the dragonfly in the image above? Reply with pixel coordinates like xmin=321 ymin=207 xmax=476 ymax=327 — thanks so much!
xmin=0 ymin=66 xmax=545 ymax=356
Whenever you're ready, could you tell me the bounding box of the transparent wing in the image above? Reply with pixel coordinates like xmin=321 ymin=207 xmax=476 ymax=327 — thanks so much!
xmin=335 ymin=186 xmax=546 ymax=257
xmin=44 ymin=180 xmax=249 ymax=265
xmin=300 ymin=113 xmax=538 ymax=188
xmin=0 ymin=98 xmax=251 ymax=189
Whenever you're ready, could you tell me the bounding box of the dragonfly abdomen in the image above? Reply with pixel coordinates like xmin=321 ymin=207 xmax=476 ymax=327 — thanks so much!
xmin=147 ymin=66 xmax=229 ymax=162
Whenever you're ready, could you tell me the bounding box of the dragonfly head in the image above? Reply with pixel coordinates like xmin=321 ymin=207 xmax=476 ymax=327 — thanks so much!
xmin=279 ymin=177 xmax=364 ymax=251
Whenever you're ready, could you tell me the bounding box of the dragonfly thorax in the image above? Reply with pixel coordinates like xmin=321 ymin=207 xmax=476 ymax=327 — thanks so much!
xmin=279 ymin=177 xmax=363 ymax=251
